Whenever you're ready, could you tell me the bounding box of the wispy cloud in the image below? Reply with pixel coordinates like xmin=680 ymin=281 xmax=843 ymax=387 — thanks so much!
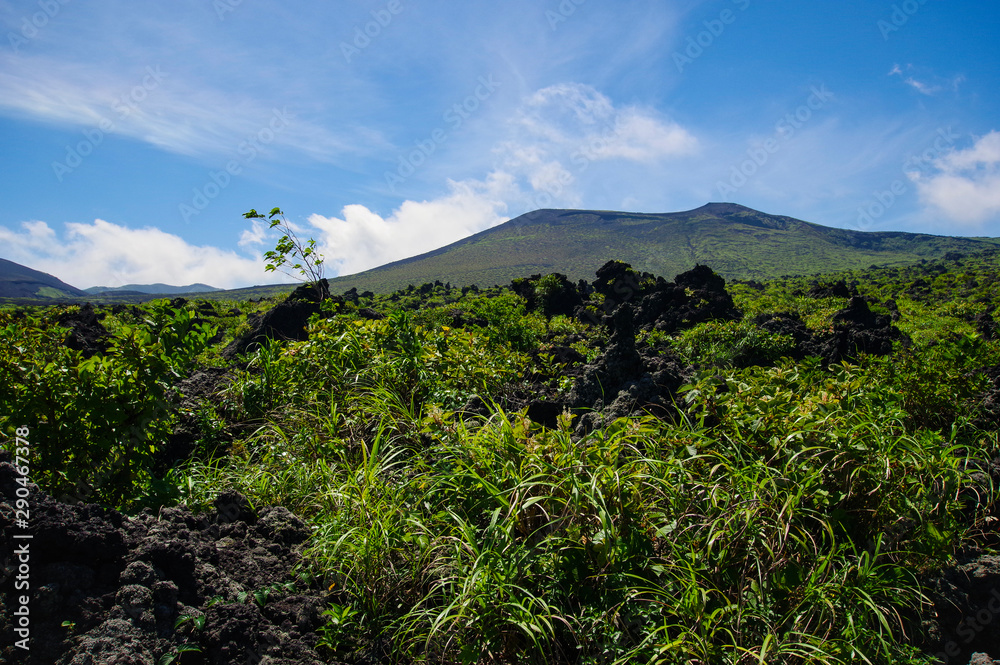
xmin=0 ymin=51 xmax=374 ymax=163
xmin=493 ymin=83 xmax=698 ymax=207
xmin=888 ymin=63 xmax=964 ymax=97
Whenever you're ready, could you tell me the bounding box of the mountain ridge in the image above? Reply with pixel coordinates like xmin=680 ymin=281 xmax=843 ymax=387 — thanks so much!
xmin=3 ymin=204 xmax=997 ymax=301
xmin=0 ymin=258 xmax=88 ymax=299
xmin=326 ymin=203 xmax=998 ymax=293
xmin=84 ymin=283 xmax=221 ymax=295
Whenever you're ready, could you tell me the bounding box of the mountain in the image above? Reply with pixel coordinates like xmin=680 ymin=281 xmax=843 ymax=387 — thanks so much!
xmin=0 ymin=258 xmax=88 ymax=299
xmin=327 ymin=203 xmax=1000 ymax=293
xmin=84 ymin=283 xmax=221 ymax=295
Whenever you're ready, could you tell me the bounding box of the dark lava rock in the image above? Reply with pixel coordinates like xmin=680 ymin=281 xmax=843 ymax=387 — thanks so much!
xmin=642 ymin=264 xmax=741 ymax=333
xmin=817 ymin=296 xmax=909 ymax=363
xmin=753 ymin=300 xmax=908 ymax=366
xmin=552 ymin=263 xmax=741 ymax=431
xmin=156 ymin=367 xmax=233 ymax=474
xmin=459 ymin=394 xmax=491 ymax=420
xmin=56 ymin=303 xmax=110 ymax=358
xmin=755 ymin=312 xmax=811 ymax=347
xmin=223 ymin=279 xmax=337 ymax=359
xmin=969 ymin=654 xmax=1000 ymax=665
xmin=511 ymin=273 xmax=584 ymax=318
xmin=918 ymin=555 xmax=1000 ymax=665
xmin=977 ymin=312 xmax=998 ymax=341
xmin=526 ymin=400 xmax=569 ymax=430
xmin=568 ymin=304 xmax=686 ymax=434
xmin=0 ymin=456 xmax=330 ymax=665
xmin=580 ymin=262 xmax=740 ymax=333
xmin=807 ymin=279 xmax=853 ymax=299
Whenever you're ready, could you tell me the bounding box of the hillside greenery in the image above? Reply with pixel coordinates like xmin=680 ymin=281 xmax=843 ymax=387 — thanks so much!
xmin=3 ymin=250 xmax=1000 ymax=663
xmin=325 ymin=204 xmax=1000 ymax=294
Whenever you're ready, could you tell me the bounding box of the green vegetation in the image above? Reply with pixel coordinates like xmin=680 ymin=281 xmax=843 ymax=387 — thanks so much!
xmin=4 ymin=249 xmax=1000 ymax=663
xmin=244 ymin=207 xmax=326 ymax=296
xmin=325 ymin=203 xmax=1000 ymax=294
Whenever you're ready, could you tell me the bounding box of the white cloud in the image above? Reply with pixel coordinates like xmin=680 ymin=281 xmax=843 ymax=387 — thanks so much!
xmin=238 ymin=219 xmax=270 ymax=249
xmin=0 ymin=78 xmax=702 ymax=287
xmin=492 ymin=83 xmax=698 ymax=207
xmin=305 ymin=83 xmax=700 ymax=276
xmin=904 ymin=78 xmax=937 ymax=96
xmin=889 ymin=63 xmax=964 ymax=97
xmin=510 ymin=83 xmax=698 ymax=162
xmin=308 ymin=173 xmax=515 ymax=276
xmin=593 ymin=111 xmax=699 ymax=162
xmin=911 ymin=131 xmax=1000 ymax=225
xmin=0 ymin=219 xmax=271 ymax=289
xmin=0 ymin=52 xmax=366 ymax=162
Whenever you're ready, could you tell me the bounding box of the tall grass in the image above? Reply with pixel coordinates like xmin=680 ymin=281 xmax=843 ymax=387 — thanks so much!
xmin=176 ymin=309 xmax=989 ymax=664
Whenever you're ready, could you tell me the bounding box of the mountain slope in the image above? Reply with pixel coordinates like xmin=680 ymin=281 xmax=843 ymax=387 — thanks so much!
xmin=0 ymin=258 xmax=87 ymax=299
xmin=84 ymin=283 xmax=221 ymax=295
xmin=327 ymin=203 xmax=997 ymax=293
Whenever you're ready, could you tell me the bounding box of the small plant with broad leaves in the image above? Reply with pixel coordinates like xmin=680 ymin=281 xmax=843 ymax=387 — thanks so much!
xmin=244 ymin=207 xmax=327 ymax=299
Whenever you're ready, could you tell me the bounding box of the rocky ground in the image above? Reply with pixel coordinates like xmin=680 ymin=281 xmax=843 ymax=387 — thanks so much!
xmin=0 ymin=457 xmax=352 ymax=665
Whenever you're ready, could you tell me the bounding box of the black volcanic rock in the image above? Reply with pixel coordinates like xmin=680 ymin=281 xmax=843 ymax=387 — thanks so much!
xmin=56 ymin=303 xmax=111 ymax=358
xmin=819 ymin=296 xmax=908 ymax=362
xmin=752 ymin=298 xmax=908 ymax=366
xmin=0 ymin=454 xmax=329 ymax=665
xmin=511 ymin=273 xmax=583 ymax=318
xmin=223 ymin=280 xmax=338 ymax=359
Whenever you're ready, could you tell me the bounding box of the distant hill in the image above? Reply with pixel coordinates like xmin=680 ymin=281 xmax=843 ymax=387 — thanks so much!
xmin=0 ymin=258 xmax=87 ymax=299
xmin=84 ymin=283 xmax=221 ymax=295
xmin=326 ymin=203 xmax=999 ymax=293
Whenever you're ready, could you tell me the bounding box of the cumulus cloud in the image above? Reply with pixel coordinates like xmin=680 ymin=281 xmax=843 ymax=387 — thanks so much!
xmin=307 ymin=173 xmax=514 ymax=276
xmin=305 ymin=84 xmax=700 ymax=275
xmin=510 ymin=84 xmax=698 ymax=159
xmin=0 ymin=219 xmax=271 ymax=289
xmin=910 ymin=131 xmax=1000 ymax=225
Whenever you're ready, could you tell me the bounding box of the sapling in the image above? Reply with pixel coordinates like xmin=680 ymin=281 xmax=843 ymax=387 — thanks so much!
xmin=244 ymin=207 xmax=328 ymax=299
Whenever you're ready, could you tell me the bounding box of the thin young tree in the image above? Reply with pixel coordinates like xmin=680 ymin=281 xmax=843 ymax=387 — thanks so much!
xmin=244 ymin=207 xmax=328 ymax=299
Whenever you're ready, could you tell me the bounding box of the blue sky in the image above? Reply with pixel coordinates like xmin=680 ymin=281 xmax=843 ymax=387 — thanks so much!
xmin=1 ymin=0 xmax=998 ymax=289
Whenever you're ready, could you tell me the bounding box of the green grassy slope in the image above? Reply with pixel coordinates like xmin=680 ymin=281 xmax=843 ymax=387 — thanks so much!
xmin=327 ymin=203 xmax=996 ymax=293
xmin=0 ymin=257 xmax=88 ymax=299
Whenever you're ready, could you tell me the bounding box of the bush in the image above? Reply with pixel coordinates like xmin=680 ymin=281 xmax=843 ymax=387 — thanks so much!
xmin=671 ymin=319 xmax=796 ymax=368
xmin=0 ymin=304 xmax=215 ymax=509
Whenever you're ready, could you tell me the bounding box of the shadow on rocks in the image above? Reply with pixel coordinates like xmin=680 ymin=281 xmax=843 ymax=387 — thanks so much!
xmin=223 ymin=279 xmax=341 ymax=360
xmin=0 ymin=456 xmax=343 ymax=665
